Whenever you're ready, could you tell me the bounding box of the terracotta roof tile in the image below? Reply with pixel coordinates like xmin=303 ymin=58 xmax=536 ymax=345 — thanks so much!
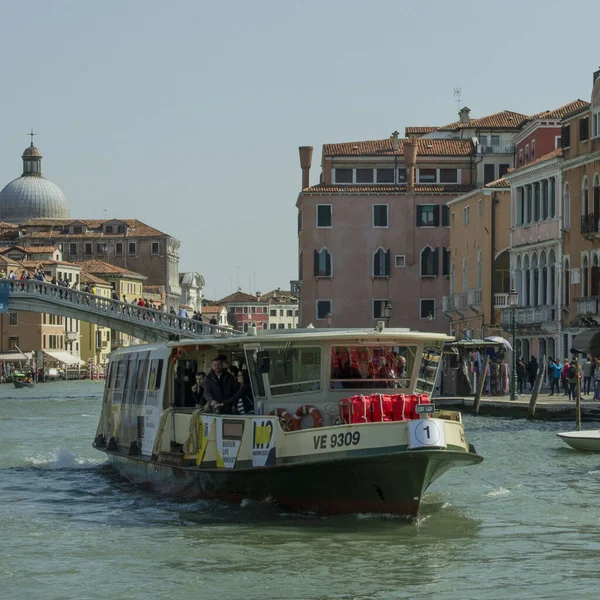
xmin=21 ymin=219 xmax=168 ymax=238
xmin=201 ymin=305 xmax=225 ymax=313
xmin=484 ymin=178 xmax=510 ymax=189
xmin=74 ymin=259 xmax=146 ymax=279
xmin=323 ymin=138 xmax=473 ymax=157
xmin=508 ymin=148 xmax=563 ymax=174
xmin=439 ymin=110 xmax=530 ymax=130
xmin=531 ymin=99 xmax=590 ymax=120
xmin=303 ymin=184 xmax=474 ymax=194
xmin=218 ymin=290 xmax=262 ymax=303
xmin=404 ymin=127 xmax=438 ymax=137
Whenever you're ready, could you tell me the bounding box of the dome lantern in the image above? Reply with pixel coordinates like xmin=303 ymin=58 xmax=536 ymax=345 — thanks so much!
xmin=22 ymin=129 xmax=42 ymax=176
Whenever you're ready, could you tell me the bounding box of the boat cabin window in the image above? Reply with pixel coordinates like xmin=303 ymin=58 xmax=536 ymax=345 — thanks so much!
xmin=330 ymin=345 xmax=416 ymax=389
xmin=245 ymin=348 xmax=266 ymax=398
xmin=415 ymin=343 xmax=443 ymax=394
xmin=174 ymin=359 xmax=199 ymax=407
xmin=266 ymin=346 xmax=321 ymax=396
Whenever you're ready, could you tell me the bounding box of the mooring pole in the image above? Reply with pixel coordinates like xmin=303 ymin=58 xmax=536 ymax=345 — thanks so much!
xmin=473 ymin=355 xmax=490 ymax=415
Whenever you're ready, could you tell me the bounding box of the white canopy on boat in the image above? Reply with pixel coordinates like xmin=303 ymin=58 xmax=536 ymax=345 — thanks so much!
xmin=484 ymin=336 xmax=513 ymax=351
xmin=43 ymin=350 xmax=85 ymax=366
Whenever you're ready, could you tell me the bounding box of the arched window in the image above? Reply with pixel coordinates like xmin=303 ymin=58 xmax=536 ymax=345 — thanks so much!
xmin=313 ymin=248 xmax=332 ymax=277
xmin=534 ymin=182 xmax=541 ymax=221
xmin=539 ymin=251 xmax=547 ymax=306
xmin=564 ymin=258 xmax=570 ymax=307
xmin=593 ymin=174 xmax=600 ymax=234
xmin=531 ymin=253 xmax=539 ymax=306
xmin=462 ymin=257 xmax=468 ymax=293
xmin=542 ymin=180 xmax=549 ymax=220
xmin=476 ymin=250 xmax=483 ymax=289
xmin=373 ymin=247 xmax=390 ymax=277
xmin=583 ymin=254 xmax=590 ymax=297
xmin=420 ymin=246 xmax=438 ymax=277
xmin=582 ymin=176 xmax=589 ymax=215
xmin=522 ymin=254 xmax=530 ymax=306
xmin=516 ymin=187 xmax=524 ymax=226
xmin=548 ymin=249 xmax=556 ymax=305
xmin=563 ymin=183 xmax=571 ymax=230
xmin=515 ymin=255 xmax=523 ymax=301
xmin=527 ymin=185 xmax=533 ymax=223
xmin=592 ymin=253 xmax=600 ymax=296
xmin=549 ymin=177 xmax=556 ymax=218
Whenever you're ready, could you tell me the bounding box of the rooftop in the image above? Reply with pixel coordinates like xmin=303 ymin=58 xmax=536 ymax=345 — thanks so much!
xmin=439 ymin=110 xmax=530 ymax=131
xmin=323 ymin=138 xmax=474 ymax=157
xmin=507 ymin=148 xmax=563 ymax=175
xmin=21 ymin=218 xmax=168 ymax=238
xmin=74 ymin=259 xmax=146 ymax=279
xmin=218 ymin=290 xmax=263 ymax=303
xmin=303 ymin=183 xmax=474 ymax=194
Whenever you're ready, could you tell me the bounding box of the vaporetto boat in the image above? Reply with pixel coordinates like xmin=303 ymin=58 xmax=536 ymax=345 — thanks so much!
xmin=93 ymin=326 xmax=483 ymax=518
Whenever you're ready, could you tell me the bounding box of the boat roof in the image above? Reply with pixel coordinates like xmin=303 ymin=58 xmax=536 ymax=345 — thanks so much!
xmin=165 ymin=327 xmax=454 ymax=348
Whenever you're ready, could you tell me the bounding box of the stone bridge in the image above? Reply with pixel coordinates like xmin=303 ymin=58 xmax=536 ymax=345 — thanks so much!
xmin=2 ymin=280 xmax=240 ymax=342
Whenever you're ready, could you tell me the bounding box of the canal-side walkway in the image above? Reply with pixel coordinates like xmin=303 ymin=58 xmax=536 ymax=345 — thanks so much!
xmin=435 ymin=391 xmax=600 ymax=421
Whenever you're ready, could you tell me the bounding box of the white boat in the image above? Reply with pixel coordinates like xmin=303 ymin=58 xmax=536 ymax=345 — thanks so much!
xmin=556 ymin=430 xmax=600 ymax=452
xmin=93 ymin=326 xmax=483 ymax=518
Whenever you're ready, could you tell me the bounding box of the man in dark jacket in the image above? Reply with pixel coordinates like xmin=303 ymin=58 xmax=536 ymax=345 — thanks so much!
xmin=203 ymin=358 xmax=238 ymax=411
xmin=527 ymin=355 xmax=539 ymax=391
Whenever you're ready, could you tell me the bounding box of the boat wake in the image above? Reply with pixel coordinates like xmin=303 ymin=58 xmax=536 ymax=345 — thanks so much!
xmin=24 ymin=448 xmax=105 ymax=470
xmin=484 ymin=486 xmax=510 ymax=497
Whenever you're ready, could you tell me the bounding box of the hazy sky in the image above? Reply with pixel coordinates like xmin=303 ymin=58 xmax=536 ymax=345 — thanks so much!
xmin=0 ymin=0 xmax=597 ymax=299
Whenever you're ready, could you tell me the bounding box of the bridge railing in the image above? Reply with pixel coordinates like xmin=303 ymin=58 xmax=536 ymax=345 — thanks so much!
xmin=3 ymin=279 xmax=241 ymax=338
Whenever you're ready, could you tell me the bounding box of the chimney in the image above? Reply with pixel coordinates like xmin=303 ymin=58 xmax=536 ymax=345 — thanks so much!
xmin=299 ymin=146 xmax=313 ymax=190
xmin=256 ymin=291 xmax=261 ymax=301
xmin=404 ymin=138 xmax=418 ymax=192
xmin=458 ymin=106 xmax=471 ymax=125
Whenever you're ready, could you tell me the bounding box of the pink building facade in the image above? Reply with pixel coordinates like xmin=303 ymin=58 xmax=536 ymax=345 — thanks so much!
xmin=296 ymin=138 xmax=475 ymax=330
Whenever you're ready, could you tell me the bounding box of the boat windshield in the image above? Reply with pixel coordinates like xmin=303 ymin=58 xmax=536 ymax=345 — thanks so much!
xmin=415 ymin=343 xmax=443 ymax=394
xmin=329 ymin=345 xmax=416 ymax=389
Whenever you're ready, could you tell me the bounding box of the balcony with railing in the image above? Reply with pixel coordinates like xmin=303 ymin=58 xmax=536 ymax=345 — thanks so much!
xmin=442 ymin=295 xmax=455 ymax=312
xmin=442 ymin=293 xmax=468 ymax=313
xmin=467 ymin=288 xmax=482 ymax=308
xmin=500 ymin=305 xmax=557 ymax=327
xmin=577 ymin=296 xmax=600 ymax=316
xmin=494 ymin=293 xmax=509 ymax=308
xmin=581 ymin=213 xmax=600 ymax=237
xmin=477 ymin=143 xmax=514 ymax=155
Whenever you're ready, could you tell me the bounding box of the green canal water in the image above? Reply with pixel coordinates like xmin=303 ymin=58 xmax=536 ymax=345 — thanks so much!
xmin=2 ymin=382 xmax=600 ymax=599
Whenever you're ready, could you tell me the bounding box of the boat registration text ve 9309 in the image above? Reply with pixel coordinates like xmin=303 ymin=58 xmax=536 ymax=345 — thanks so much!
xmin=313 ymin=431 xmax=361 ymax=450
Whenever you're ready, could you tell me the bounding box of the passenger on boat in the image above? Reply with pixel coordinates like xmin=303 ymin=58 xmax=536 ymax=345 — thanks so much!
xmin=203 ymin=358 xmax=238 ymax=412
xmin=217 ymin=371 xmax=254 ymax=415
xmin=228 ymin=365 xmax=240 ymax=383
xmin=192 ymin=371 xmax=207 ymax=407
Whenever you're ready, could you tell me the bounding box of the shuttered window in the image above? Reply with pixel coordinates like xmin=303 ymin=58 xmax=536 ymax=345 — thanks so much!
xmin=420 ymin=247 xmax=438 ymax=277
xmin=313 ymin=249 xmax=332 ymax=277
xmin=373 ymin=249 xmax=391 ymax=277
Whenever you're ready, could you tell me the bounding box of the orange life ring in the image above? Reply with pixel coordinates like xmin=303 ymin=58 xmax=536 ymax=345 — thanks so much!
xmin=270 ymin=408 xmax=294 ymax=431
xmin=292 ymin=405 xmax=323 ymax=430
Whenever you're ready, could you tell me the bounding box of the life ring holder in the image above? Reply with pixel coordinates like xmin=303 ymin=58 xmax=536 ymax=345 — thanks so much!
xmin=270 ymin=408 xmax=294 ymax=432
xmin=292 ymin=405 xmax=324 ymax=431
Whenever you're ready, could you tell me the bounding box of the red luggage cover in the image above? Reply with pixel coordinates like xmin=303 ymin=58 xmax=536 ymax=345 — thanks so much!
xmin=391 ymin=394 xmax=410 ymax=421
xmin=370 ymin=393 xmax=393 ymax=422
xmin=339 ymin=396 xmax=371 ymax=424
xmin=409 ymin=394 xmax=431 ymax=420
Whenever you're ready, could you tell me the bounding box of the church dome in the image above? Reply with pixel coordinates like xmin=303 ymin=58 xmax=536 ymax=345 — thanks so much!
xmin=0 ymin=140 xmax=70 ymax=223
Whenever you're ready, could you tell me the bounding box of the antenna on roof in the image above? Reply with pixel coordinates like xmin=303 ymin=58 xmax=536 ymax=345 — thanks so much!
xmin=453 ymin=86 xmax=462 ymax=113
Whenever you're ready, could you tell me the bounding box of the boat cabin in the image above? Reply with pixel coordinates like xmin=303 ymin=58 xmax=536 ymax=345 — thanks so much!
xmin=97 ymin=328 xmax=451 ymax=458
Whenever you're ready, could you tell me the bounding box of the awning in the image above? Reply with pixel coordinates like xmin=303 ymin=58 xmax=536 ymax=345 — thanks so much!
xmin=0 ymin=351 xmax=33 ymax=361
xmin=572 ymin=330 xmax=600 ymax=356
xmin=43 ymin=350 xmax=85 ymax=366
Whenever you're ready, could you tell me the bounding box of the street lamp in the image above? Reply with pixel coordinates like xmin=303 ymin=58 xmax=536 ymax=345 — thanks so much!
xmin=384 ymin=301 xmax=393 ymax=326
xmin=509 ymin=288 xmax=519 ymax=401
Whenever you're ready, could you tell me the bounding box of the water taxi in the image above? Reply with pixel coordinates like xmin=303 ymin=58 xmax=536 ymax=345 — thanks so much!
xmin=93 ymin=326 xmax=482 ymax=518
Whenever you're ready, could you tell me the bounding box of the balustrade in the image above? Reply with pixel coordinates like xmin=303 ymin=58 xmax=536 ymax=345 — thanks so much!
xmin=2 ymin=280 xmax=240 ymax=339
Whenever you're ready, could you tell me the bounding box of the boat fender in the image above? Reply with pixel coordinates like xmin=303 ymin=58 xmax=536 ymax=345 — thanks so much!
xmin=292 ymin=405 xmax=324 ymax=430
xmin=106 ymin=437 xmax=117 ymax=451
xmin=93 ymin=433 xmax=106 ymax=448
xmin=270 ymin=408 xmax=294 ymax=432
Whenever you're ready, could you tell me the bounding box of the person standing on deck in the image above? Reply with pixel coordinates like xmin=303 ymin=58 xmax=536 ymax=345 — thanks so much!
xmin=527 ymin=356 xmax=538 ymax=391
xmin=582 ymin=356 xmax=593 ymax=396
xmin=203 ymin=358 xmax=237 ymax=412
xmin=549 ymin=359 xmax=562 ymax=396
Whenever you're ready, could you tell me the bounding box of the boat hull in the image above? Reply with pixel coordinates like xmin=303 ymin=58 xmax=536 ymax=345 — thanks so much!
xmin=556 ymin=431 xmax=600 ymax=452
xmin=105 ymin=448 xmax=482 ymax=517
xmin=13 ymin=380 xmax=34 ymax=389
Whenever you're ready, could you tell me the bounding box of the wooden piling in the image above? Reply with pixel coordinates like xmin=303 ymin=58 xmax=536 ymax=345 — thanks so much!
xmin=576 ymin=359 xmax=582 ymax=431
xmin=528 ymin=355 xmax=546 ymax=418
xmin=473 ymin=355 xmax=490 ymax=415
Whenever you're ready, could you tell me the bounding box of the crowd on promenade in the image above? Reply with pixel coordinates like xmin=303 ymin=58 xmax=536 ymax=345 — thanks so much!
xmin=516 ymin=355 xmax=600 ymax=402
